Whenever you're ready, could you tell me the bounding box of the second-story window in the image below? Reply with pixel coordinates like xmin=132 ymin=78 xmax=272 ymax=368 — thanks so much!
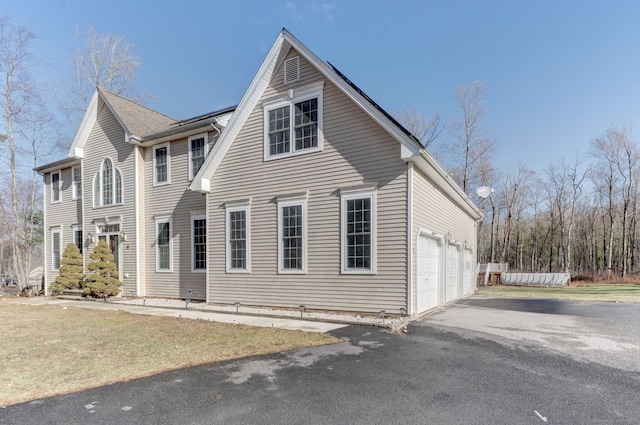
xmin=189 ymin=134 xmax=208 ymax=180
xmin=263 ymin=82 xmax=324 ymax=161
xmin=72 ymin=167 xmax=82 ymax=200
xmin=93 ymin=158 xmax=122 ymax=207
xmin=51 ymin=171 xmax=61 ymax=203
xmin=154 ymin=143 xmax=170 ymax=185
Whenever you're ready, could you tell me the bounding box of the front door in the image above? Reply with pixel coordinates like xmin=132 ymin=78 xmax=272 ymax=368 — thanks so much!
xmin=97 ymin=224 xmax=120 ymax=274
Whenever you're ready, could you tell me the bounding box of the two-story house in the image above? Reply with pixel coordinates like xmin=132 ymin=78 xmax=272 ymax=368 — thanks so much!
xmin=36 ymin=29 xmax=482 ymax=318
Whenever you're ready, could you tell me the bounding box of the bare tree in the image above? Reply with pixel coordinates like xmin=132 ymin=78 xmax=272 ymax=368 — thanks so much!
xmin=546 ymin=157 xmax=586 ymax=273
xmin=447 ymin=81 xmax=496 ymax=195
xmin=590 ymin=125 xmax=637 ymax=276
xmin=0 ymin=16 xmax=36 ymax=293
xmin=395 ymin=106 xmax=447 ymax=152
xmin=55 ymin=26 xmax=146 ymax=126
xmin=497 ymin=165 xmax=534 ymax=264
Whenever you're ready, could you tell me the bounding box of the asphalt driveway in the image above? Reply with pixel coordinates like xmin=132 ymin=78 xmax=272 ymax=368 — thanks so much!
xmin=3 ymin=297 xmax=639 ymax=424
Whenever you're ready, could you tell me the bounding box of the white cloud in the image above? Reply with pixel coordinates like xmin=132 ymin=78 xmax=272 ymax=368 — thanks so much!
xmin=312 ymin=2 xmax=336 ymax=20
xmin=286 ymin=2 xmax=303 ymax=19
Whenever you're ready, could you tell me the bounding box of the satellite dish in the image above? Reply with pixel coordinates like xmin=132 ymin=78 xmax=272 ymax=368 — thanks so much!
xmin=476 ymin=186 xmax=494 ymax=199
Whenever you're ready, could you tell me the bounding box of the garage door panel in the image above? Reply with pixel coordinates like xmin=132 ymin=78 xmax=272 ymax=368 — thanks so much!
xmin=417 ymin=235 xmax=439 ymax=313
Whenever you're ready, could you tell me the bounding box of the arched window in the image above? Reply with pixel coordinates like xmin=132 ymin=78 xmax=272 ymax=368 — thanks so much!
xmin=93 ymin=158 xmax=122 ymax=207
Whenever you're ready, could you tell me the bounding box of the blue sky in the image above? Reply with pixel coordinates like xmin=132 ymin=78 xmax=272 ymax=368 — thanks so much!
xmin=5 ymin=0 xmax=640 ymax=174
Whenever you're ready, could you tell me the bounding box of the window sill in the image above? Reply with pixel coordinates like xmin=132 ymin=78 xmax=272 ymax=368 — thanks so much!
xmin=278 ymin=269 xmax=307 ymax=275
xmin=264 ymin=146 xmax=322 ymax=162
xmin=341 ymin=269 xmax=377 ymax=275
xmin=226 ymin=269 xmax=251 ymax=274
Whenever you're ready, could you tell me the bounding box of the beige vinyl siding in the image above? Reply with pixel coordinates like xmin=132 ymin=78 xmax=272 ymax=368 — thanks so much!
xmin=207 ymin=50 xmax=409 ymax=314
xmin=43 ymin=167 xmax=83 ymax=290
xmin=82 ymin=105 xmax=137 ymax=295
xmin=411 ymin=166 xmax=477 ymax=312
xmin=143 ymin=132 xmax=215 ymax=300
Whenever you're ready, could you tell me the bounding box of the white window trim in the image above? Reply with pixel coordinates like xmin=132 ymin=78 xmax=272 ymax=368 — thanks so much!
xmin=191 ymin=213 xmax=206 ymax=273
xmin=71 ymin=166 xmax=82 ymax=200
xmin=155 ymin=216 xmax=173 ymax=272
xmin=153 ymin=143 xmax=171 ymax=186
xmin=277 ymin=193 xmax=308 ymax=274
xmin=93 ymin=158 xmax=123 ymax=208
xmin=225 ymin=200 xmax=251 ymax=273
xmin=51 ymin=227 xmax=62 ymax=271
xmin=340 ymin=186 xmax=377 ymax=275
xmin=51 ymin=171 xmax=61 ymax=204
xmin=188 ymin=133 xmax=209 ymax=181
xmin=263 ymin=81 xmax=324 ymax=161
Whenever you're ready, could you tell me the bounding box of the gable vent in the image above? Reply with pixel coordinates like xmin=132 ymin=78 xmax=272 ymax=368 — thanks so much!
xmin=284 ymin=56 xmax=300 ymax=84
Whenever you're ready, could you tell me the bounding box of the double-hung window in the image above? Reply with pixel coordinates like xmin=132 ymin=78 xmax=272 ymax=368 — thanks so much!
xmin=153 ymin=144 xmax=170 ymax=185
xmin=51 ymin=227 xmax=62 ymax=270
xmin=155 ymin=216 xmax=172 ymax=272
xmin=277 ymin=194 xmax=307 ymax=273
xmin=341 ymin=186 xmax=377 ymax=274
xmin=51 ymin=171 xmax=61 ymax=203
xmin=189 ymin=134 xmax=208 ymax=180
xmin=71 ymin=167 xmax=82 ymax=200
xmin=263 ymin=82 xmax=323 ymax=160
xmin=191 ymin=214 xmax=206 ymax=272
xmin=225 ymin=201 xmax=250 ymax=273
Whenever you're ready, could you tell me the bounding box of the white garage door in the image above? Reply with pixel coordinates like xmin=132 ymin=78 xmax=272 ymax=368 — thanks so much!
xmin=417 ymin=234 xmax=440 ymax=313
xmin=445 ymin=244 xmax=459 ymax=302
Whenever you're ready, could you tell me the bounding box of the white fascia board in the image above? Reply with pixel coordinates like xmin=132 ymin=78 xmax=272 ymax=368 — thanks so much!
xmin=191 ymin=176 xmax=210 ymax=194
xmin=68 ymin=90 xmax=100 ymax=158
xmin=189 ymin=32 xmax=289 ymax=193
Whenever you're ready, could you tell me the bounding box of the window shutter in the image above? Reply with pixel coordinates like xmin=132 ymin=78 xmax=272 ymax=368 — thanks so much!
xmin=284 ymin=56 xmax=300 ymax=84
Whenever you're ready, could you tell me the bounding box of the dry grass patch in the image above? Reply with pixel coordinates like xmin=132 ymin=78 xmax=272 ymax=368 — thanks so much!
xmin=0 ymin=303 xmax=338 ymax=406
xmin=477 ymin=284 xmax=640 ymax=303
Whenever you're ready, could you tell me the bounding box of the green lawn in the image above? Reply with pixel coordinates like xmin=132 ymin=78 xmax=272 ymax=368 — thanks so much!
xmin=477 ymin=284 xmax=640 ymax=303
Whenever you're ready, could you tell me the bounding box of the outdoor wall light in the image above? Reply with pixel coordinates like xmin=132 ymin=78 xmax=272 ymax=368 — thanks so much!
xmin=87 ymin=233 xmax=94 ymax=244
xmin=120 ymin=231 xmax=127 ymax=242
xmin=400 ymin=307 xmax=407 ymax=316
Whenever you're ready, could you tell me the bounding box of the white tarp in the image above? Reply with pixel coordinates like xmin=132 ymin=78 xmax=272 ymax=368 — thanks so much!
xmin=500 ymin=273 xmax=570 ymax=287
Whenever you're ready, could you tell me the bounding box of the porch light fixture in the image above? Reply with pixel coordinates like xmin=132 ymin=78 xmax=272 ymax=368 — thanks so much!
xmin=87 ymin=233 xmax=94 ymax=244
xmin=120 ymin=231 xmax=127 ymax=242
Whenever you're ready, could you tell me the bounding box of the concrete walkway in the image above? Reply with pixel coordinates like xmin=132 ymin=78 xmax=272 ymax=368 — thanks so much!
xmin=14 ymin=298 xmax=346 ymax=333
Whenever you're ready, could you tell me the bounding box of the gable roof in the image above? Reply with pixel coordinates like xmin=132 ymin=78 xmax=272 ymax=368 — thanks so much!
xmin=67 ymin=88 xmax=177 ymax=158
xmin=99 ymin=88 xmax=177 ymax=139
xmin=190 ymin=29 xmax=482 ymax=219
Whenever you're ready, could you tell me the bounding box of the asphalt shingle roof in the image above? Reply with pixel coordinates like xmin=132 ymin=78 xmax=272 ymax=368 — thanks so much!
xmin=98 ymin=88 xmax=177 ymax=138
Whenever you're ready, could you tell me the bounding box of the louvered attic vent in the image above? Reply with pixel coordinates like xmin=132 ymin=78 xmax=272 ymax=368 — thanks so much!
xmin=284 ymin=56 xmax=300 ymax=84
